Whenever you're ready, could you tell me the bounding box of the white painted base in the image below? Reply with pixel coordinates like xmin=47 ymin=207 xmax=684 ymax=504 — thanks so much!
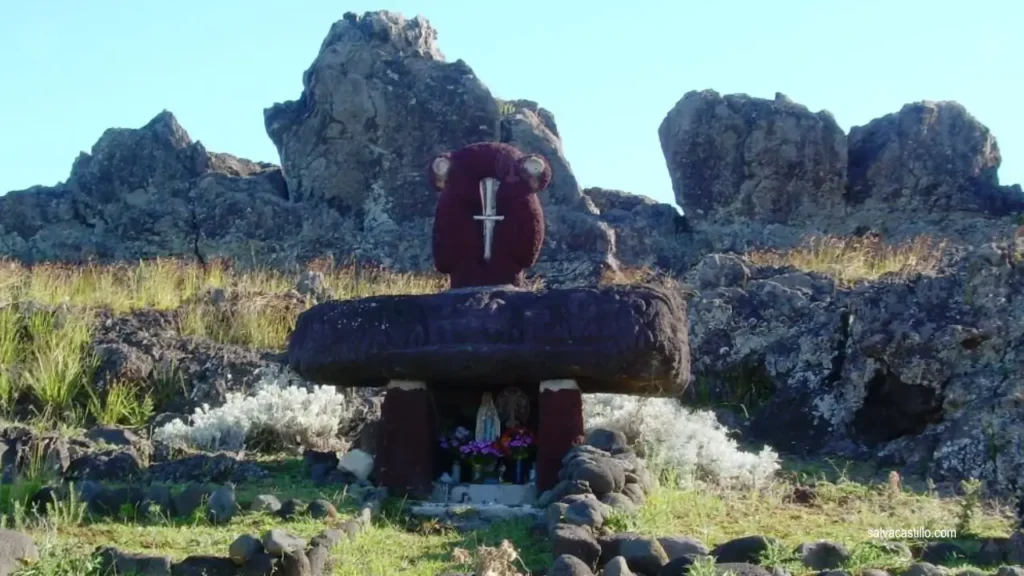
xmin=540 ymin=379 xmax=580 ymax=392
xmin=430 ymin=482 xmax=537 ymax=506
xmin=386 ymin=380 xmax=427 ymax=391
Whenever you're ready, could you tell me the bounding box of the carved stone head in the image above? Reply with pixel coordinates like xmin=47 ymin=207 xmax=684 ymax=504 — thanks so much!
xmin=428 ymin=142 xmax=551 ymax=289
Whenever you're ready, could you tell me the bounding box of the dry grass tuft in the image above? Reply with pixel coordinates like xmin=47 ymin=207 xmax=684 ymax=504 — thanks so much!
xmin=746 ymin=235 xmax=948 ymax=286
xmin=0 ymin=257 xmax=448 ymax=351
xmin=601 ymin=265 xmax=658 ymax=285
xmin=0 ymin=257 xmax=446 ymax=313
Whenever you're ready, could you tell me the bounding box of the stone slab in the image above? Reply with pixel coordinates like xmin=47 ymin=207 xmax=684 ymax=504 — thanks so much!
xmin=287 ymin=283 xmax=691 ymax=396
xmin=430 ymin=482 xmax=537 ymax=506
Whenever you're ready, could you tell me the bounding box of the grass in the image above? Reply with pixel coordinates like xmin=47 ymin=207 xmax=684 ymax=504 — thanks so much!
xmin=0 ymin=257 xmax=446 ymax=428
xmin=746 ymin=234 xmax=948 ymax=287
xmin=0 ymin=257 xmax=447 ymax=352
xmin=4 ymin=457 xmax=551 ymax=576
xmin=0 ymin=234 xmax=950 ymax=362
xmin=3 ymin=455 xmax=1016 ymax=576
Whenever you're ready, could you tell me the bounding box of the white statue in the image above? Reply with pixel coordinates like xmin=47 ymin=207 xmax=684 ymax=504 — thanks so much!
xmin=475 ymin=392 xmax=501 ymax=443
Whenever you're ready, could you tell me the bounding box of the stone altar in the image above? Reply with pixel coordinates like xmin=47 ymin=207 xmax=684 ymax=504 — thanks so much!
xmin=287 ymin=142 xmax=691 ymax=496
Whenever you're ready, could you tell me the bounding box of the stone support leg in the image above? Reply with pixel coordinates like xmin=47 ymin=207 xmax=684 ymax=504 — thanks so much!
xmin=537 ymin=379 xmax=584 ymax=493
xmin=373 ymin=380 xmax=436 ymax=498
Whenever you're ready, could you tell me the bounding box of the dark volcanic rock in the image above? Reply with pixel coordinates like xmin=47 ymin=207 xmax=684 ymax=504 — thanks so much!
xmin=683 ymin=236 xmax=1024 ymax=494
xmin=66 ymin=448 xmax=144 ymax=482
xmin=847 ymin=101 xmax=1022 ymax=215
xmin=710 ymin=535 xmax=778 ymax=565
xmin=148 ymin=453 xmax=270 ymax=484
xmin=96 ymin=547 xmax=173 ymax=576
xmin=287 ymin=283 xmax=690 ymax=395
xmin=92 ymin=308 xmax=303 ymax=414
xmin=0 ymin=9 xmax=1022 ymax=499
xmin=659 ymin=89 xmax=848 ymax=226
xmin=171 ymin=555 xmax=239 ymax=576
xmin=0 ymin=110 xmax=347 ymax=269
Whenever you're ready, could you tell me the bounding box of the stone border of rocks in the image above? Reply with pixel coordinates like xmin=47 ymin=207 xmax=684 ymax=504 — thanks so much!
xmin=543 ymin=429 xmax=1024 ymax=576
xmin=93 ymin=494 xmax=381 ymax=576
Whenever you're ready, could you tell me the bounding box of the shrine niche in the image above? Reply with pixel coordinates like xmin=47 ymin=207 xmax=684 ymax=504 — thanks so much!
xmin=434 ymin=385 xmax=538 ymax=487
xmin=287 ymin=141 xmax=692 ymax=499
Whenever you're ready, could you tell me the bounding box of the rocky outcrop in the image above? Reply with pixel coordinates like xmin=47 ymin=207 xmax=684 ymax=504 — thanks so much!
xmin=657 ymin=90 xmax=1023 ymax=269
xmin=0 ymin=111 xmax=351 ymax=269
xmin=685 ymin=236 xmax=1024 ymax=493
xmin=263 ymin=11 xmax=618 ymax=283
xmin=847 ymin=101 xmax=1014 ymax=213
xmin=90 ymin=307 xmax=303 ymax=414
xmin=3 ymin=14 xmax=1020 ymax=283
xmin=585 ymin=187 xmax=687 ymax=273
xmin=659 ymin=90 xmax=848 ymax=226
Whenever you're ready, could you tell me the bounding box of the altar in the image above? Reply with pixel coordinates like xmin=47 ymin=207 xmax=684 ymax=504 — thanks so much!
xmin=432 ymin=385 xmax=539 ymax=499
xmin=285 ymin=142 xmax=692 ymax=499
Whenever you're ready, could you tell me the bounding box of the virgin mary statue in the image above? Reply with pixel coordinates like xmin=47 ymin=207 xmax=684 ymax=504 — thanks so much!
xmin=475 ymin=392 xmax=501 ymax=443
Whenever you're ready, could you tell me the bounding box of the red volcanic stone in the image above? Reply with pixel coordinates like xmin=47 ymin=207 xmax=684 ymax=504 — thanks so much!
xmin=430 ymin=142 xmax=551 ymax=289
xmin=373 ymin=384 xmax=436 ymax=496
xmin=287 ymin=284 xmax=691 ymax=397
xmin=537 ymin=384 xmax=585 ymax=492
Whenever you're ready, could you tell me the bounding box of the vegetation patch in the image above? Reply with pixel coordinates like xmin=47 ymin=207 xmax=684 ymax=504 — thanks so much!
xmin=746 ymin=234 xmax=948 ymax=286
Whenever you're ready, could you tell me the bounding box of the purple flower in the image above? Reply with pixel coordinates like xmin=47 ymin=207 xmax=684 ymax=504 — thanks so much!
xmin=460 ymin=439 xmax=505 ymax=462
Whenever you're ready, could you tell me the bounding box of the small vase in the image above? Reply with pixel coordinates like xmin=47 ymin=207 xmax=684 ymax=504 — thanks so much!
xmin=514 ymin=459 xmax=524 ymax=484
xmin=451 ymin=461 xmax=462 ymax=483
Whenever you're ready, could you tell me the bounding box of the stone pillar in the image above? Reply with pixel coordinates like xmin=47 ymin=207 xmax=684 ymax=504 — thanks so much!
xmin=374 ymin=380 xmax=437 ymax=498
xmin=537 ymin=379 xmax=584 ymax=493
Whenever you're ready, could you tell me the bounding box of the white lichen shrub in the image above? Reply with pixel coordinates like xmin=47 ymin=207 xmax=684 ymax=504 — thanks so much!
xmin=583 ymin=393 xmax=780 ymax=490
xmin=153 ymin=369 xmax=354 ymax=452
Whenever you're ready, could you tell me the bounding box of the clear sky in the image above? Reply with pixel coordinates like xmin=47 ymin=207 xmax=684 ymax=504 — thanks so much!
xmin=1 ymin=0 xmax=1020 ymax=208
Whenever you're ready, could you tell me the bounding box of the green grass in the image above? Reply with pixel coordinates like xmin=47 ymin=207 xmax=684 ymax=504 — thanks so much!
xmin=6 ymin=457 xmax=550 ymax=576
xmin=5 ymin=455 xmax=1016 ymax=576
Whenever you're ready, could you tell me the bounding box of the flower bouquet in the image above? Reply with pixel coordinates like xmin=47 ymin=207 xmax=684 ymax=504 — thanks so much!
xmin=439 ymin=426 xmax=471 ymax=482
xmin=460 ymin=439 xmax=504 ymax=483
xmin=499 ymin=427 xmax=534 ymax=483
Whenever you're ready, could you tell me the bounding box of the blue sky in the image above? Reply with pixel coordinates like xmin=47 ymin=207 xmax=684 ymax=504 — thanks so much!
xmin=1 ymin=0 xmax=1020 ymax=208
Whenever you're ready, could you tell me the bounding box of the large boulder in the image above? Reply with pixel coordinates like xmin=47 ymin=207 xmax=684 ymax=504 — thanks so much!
xmin=658 ymin=90 xmax=848 ymax=226
xmin=585 ymin=187 xmax=687 ymax=273
xmin=263 ymin=12 xmax=495 ymax=241
xmin=263 ymin=10 xmax=618 ymax=283
xmin=847 ymin=100 xmax=1022 ymax=215
xmin=684 ymin=236 xmax=1024 ymax=494
xmin=287 ymin=283 xmax=691 ymax=396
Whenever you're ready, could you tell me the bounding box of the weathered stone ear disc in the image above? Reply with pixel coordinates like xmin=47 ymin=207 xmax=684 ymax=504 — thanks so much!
xmin=521 ymin=155 xmax=549 ymax=191
xmin=431 ymin=156 xmax=450 ymax=190
xmin=522 ymin=156 xmax=545 ymax=177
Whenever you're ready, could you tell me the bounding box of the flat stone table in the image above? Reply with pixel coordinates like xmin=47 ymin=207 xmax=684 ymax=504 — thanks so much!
xmin=287 ymin=283 xmax=691 ymax=494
